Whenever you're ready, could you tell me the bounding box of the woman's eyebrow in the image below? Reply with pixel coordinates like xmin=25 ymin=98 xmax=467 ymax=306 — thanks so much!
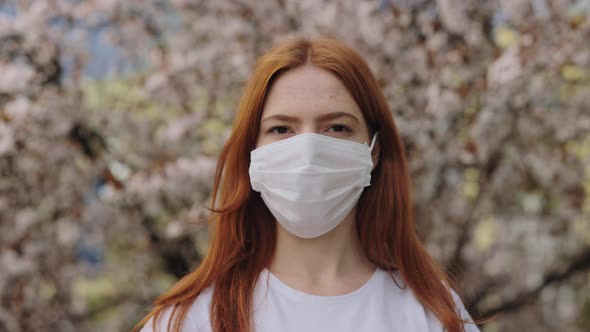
xmin=316 ymin=111 xmax=359 ymax=123
xmin=260 ymin=111 xmax=359 ymax=124
xmin=260 ymin=114 xmax=300 ymax=124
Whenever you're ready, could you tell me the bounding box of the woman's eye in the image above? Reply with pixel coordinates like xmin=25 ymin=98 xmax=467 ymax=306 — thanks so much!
xmin=327 ymin=124 xmax=351 ymax=133
xmin=268 ymin=126 xmax=290 ymax=134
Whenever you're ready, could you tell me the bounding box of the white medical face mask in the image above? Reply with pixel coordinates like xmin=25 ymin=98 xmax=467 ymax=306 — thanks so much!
xmin=249 ymin=132 xmax=378 ymax=238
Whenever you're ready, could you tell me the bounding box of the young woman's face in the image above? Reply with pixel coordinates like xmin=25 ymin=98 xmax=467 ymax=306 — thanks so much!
xmin=256 ymin=64 xmax=372 ymax=148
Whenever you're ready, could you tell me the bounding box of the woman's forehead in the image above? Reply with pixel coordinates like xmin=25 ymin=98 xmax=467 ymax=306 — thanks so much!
xmin=262 ymin=65 xmax=362 ymax=119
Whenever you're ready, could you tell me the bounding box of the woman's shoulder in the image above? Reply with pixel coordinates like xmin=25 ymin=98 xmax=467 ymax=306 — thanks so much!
xmin=381 ymin=269 xmax=472 ymax=309
xmin=139 ymin=286 xmax=215 ymax=332
xmin=379 ymin=269 xmax=479 ymax=331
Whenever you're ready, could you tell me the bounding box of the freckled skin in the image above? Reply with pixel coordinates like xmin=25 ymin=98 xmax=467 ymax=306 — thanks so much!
xmin=257 ymin=64 xmax=371 ymax=147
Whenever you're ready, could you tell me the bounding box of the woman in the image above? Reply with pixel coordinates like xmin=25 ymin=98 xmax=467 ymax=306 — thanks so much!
xmin=134 ymin=37 xmax=481 ymax=332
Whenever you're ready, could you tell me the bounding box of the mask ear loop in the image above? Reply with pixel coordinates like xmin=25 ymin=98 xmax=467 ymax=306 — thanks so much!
xmin=369 ymin=132 xmax=379 ymax=151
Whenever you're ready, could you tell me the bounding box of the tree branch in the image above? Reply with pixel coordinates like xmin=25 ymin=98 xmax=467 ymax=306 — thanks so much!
xmin=446 ymin=109 xmax=519 ymax=278
xmin=140 ymin=211 xmax=202 ymax=279
xmin=475 ymin=247 xmax=590 ymax=319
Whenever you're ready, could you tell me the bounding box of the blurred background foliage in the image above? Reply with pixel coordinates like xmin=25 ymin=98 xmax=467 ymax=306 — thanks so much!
xmin=0 ymin=0 xmax=589 ymax=331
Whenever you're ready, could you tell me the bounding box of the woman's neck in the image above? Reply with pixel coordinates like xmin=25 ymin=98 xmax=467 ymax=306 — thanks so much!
xmin=268 ymin=208 xmax=377 ymax=295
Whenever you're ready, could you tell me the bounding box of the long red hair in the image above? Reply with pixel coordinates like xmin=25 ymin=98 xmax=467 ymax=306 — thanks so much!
xmin=133 ymin=37 xmax=470 ymax=332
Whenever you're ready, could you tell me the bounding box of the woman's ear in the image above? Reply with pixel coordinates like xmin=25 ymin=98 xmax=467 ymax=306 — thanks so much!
xmin=370 ymin=133 xmax=380 ymax=170
xmin=371 ymin=141 xmax=380 ymax=170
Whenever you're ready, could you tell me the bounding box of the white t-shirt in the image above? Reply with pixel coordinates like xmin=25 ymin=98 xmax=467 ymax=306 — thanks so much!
xmin=141 ymin=267 xmax=480 ymax=332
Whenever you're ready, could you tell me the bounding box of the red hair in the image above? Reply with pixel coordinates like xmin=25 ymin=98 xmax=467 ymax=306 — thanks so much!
xmin=133 ymin=37 xmax=472 ymax=332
